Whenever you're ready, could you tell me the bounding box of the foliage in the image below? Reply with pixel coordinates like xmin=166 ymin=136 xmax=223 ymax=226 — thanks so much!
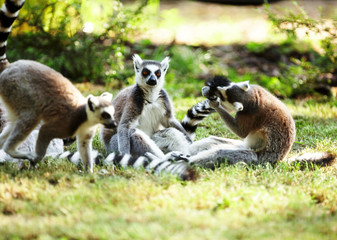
xmin=264 ymin=1 xmax=337 ymax=96
xmin=266 ymin=1 xmax=337 ymax=71
xmin=1 ymin=97 xmax=337 ymax=239
xmin=8 ymin=0 xmax=150 ymax=84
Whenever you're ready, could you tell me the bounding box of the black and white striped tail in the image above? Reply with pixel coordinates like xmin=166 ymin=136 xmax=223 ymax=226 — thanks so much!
xmin=286 ymin=152 xmax=336 ymax=169
xmin=181 ymin=100 xmax=215 ymax=141
xmin=0 ymin=0 xmax=25 ymax=63
xmin=60 ymin=150 xmax=198 ymax=181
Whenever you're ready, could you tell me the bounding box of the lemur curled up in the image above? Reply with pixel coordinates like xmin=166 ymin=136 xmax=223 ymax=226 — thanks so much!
xmin=0 ymin=0 xmax=116 ymax=172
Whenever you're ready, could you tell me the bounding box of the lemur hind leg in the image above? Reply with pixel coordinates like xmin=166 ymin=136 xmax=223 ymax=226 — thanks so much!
xmin=32 ymin=123 xmax=59 ymax=166
xmin=189 ymin=147 xmax=258 ymax=169
xmin=152 ymin=129 xmax=246 ymax=157
xmin=152 ymin=128 xmax=191 ymax=155
xmin=107 ymin=129 xmax=166 ymax=159
xmin=130 ymin=129 xmax=165 ymax=159
xmin=3 ymin=117 xmax=39 ymax=161
xmin=188 ymin=136 xmax=245 ymax=156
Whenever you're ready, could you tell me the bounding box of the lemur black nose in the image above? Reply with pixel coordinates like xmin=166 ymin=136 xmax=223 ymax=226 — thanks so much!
xmin=146 ymin=75 xmax=157 ymax=86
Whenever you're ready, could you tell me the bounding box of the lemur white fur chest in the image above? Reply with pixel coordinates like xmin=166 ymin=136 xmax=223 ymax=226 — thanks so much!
xmin=131 ymin=58 xmax=167 ymax=136
xmin=135 ymin=100 xmax=166 ymax=136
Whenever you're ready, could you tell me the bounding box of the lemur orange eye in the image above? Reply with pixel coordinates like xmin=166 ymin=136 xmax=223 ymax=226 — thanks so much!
xmin=155 ymin=70 xmax=161 ymax=78
xmin=142 ymin=69 xmax=150 ymax=77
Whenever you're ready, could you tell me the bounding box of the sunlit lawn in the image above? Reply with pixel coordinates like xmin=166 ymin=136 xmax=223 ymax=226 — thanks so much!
xmin=1 ymin=95 xmax=337 ymax=239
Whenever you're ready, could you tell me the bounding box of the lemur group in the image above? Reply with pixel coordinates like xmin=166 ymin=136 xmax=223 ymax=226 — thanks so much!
xmin=0 ymin=0 xmax=334 ymax=181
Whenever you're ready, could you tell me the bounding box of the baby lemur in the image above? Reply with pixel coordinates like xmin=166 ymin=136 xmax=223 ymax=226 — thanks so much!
xmin=0 ymin=0 xmax=116 ymax=172
xmin=101 ymin=54 xmax=192 ymax=159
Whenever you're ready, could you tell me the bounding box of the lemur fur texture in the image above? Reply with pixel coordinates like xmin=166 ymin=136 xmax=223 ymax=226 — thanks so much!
xmin=0 ymin=0 xmax=116 ymax=172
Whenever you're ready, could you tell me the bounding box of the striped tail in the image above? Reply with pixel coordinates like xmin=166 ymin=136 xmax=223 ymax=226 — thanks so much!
xmin=181 ymin=99 xmax=215 ymax=141
xmin=60 ymin=150 xmax=198 ymax=181
xmin=286 ymin=152 xmax=336 ymax=169
xmin=181 ymin=76 xmax=232 ymax=140
xmin=0 ymin=0 xmax=25 ymax=70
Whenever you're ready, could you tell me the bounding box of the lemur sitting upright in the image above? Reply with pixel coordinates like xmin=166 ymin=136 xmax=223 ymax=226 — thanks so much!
xmin=0 ymin=0 xmax=116 ymax=172
xmin=148 ymin=76 xmax=335 ymax=168
xmin=101 ymin=54 xmax=192 ymax=159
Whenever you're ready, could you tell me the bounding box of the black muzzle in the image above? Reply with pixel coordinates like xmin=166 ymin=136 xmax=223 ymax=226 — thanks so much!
xmin=146 ymin=75 xmax=157 ymax=86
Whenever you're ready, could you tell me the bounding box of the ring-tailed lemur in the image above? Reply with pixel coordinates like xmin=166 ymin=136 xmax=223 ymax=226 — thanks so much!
xmin=0 ymin=0 xmax=117 ymax=172
xmin=101 ymin=54 xmax=192 ymax=158
xmin=165 ymin=76 xmax=335 ymax=168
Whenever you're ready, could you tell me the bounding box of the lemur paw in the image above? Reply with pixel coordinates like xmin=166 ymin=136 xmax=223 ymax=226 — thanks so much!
xmin=202 ymin=86 xmax=218 ymax=101
xmin=208 ymin=98 xmax=220 ymax=109
xmin=29 ymin=155 xmax=42 ymax=168
xmin=144 ymin=152 xmax=191 ymax=163
xmin=164 ymin=151 xmax=190 ymax=162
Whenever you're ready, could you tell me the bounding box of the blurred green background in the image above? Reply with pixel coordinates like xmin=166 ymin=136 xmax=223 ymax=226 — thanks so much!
xmin=8 ymin=0 xmax=337 ymax=98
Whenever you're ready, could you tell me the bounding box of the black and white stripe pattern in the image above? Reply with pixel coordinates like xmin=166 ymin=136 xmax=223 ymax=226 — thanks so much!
xmin=181 ymin=100 xmax=215 ymax=140
xmin=181 ymin=76 xmax=233 ymax=140
xmin=0 ymin=0 xmax=25 ymax=61
xmin=60 ymin=150 xmax=198 ymax=181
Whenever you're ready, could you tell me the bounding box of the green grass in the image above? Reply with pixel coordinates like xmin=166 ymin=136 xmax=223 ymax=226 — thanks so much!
xmin=1 ymin=97 xmax=337 ymax=239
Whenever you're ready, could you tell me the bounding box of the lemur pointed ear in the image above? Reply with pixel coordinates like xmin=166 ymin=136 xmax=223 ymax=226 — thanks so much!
xmin=87 ymin=95 xmax=99 ymax=112
xmin=132 ymin=54 xmax=143 ymax=72
xmin=161 ymin=56 xmax=170 ymax=72
xmin=100 ymin=92 xmax=113 ymax=102
xmin=237 ymin=81 xmax=250 ymax=91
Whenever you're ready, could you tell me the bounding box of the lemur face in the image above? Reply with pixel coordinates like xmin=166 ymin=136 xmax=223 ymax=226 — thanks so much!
xmin=202 ymin=76 xmax=249 ymax=112
xmin=87 ymin=92 xmax=117 ymax=128
xmin=133 ymin=54 xmax=170 ymax=89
